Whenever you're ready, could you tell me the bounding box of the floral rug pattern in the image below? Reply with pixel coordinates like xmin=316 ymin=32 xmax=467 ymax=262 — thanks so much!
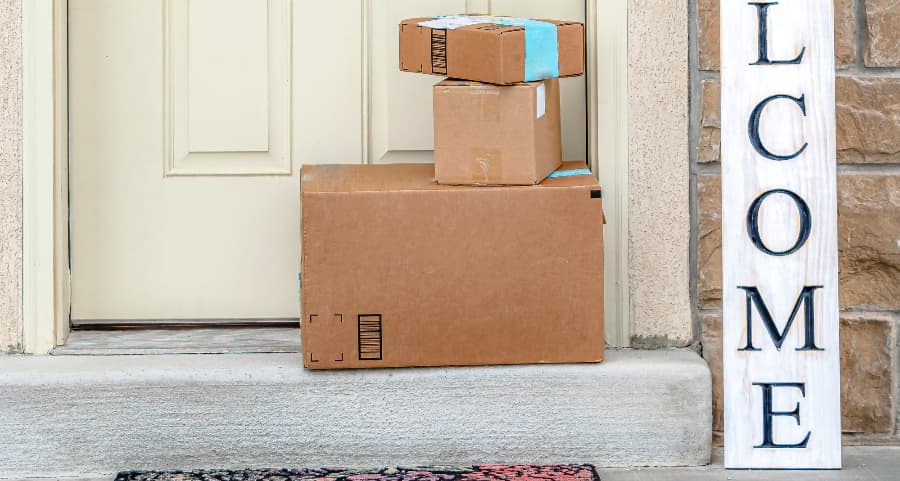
xmin=115 ymin=464 xmax=599 ymax=481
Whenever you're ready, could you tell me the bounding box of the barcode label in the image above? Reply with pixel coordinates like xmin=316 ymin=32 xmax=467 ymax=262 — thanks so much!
xmin=358 ymin=314 xmax=383 ymax=361
xmin=431 ymin=29 xmax=447 ymax=75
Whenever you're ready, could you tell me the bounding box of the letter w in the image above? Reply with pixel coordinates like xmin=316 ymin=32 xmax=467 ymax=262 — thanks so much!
xmin=737 ymin=286 xmax=824 ymax=352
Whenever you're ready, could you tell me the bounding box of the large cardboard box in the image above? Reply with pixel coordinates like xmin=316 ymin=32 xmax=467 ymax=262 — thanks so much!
xmin=399 ymin=16 xmax=585 ymax=85
xmin=300 ymin=162 xmax=604 ymax=369
xmin=434 ymin=79 xmax=561 ymax=186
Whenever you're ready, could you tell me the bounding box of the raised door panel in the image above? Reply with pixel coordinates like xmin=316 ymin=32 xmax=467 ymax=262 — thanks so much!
xmin=165 ymin=0 xmax=292 ymax=175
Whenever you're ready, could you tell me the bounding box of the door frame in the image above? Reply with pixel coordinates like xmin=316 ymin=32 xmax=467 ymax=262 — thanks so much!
xmin=22 ymin=0 xmax=69 ymax=354
xmin=21 ymin=0 xmax=631 ymax=353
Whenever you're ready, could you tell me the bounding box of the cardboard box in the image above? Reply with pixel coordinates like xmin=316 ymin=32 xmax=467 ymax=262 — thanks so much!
xmin=433 ymin=78 xmax=561 ymax=186
xmin=400 ymin=16 xmax=585 ymax=85
xmin=300 ymin=162 xmax=604 ymax=370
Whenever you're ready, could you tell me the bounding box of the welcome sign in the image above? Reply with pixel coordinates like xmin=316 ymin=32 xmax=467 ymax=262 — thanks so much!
xmin=721 ymin=1 xmax=841 ymax=469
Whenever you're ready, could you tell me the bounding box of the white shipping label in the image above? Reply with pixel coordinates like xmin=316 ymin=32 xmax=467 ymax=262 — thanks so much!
xmin=536 ymin=83 xmax=546 ymax=119
xmin=418 ymin=15 xmax=532 ymax=30
xmin=418 ymin=15 xmax=484 ymax=30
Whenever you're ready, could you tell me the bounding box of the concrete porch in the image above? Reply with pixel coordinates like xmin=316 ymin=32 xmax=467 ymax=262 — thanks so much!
xmin=0 ymin=349 xmax=710 ymax=478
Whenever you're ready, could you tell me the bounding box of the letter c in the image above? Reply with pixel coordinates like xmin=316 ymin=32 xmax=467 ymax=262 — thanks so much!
xmin=748 ymin=94 xmax=808 ymax=161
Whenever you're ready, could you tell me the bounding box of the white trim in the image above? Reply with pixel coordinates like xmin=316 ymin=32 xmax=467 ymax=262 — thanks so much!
xmin=590 ymin=0 xmax=630 ymax=347
xmin=23 ymin=0 xmax=68 ymax=354
xmin=52 ymin=0 xmax=69 ymax=347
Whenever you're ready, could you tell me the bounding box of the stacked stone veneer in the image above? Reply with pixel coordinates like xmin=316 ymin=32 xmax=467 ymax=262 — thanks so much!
xmin=692 ymin=0 xmax=900 ymax=443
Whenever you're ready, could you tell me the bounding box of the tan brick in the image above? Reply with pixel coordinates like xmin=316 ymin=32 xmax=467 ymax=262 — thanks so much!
xmin=840 ymin=318 xmax=895 ymax=433
xmin=698 ymin=80 xmax=720 ymax=163
xmin=697 ymin=175 xmax=721 ymax=308
xmin=698 ymin=0 xmax=720 ymax=71
xmin=697 ymin=0 xmax=856 ymax=71
xmin=838 ymin=175 xmax=900 ymax=310
xmin=865 ymin=0 xmax=900 ymax=67
xmin=701 ymin=313 xmax=895 ymax=435
xmin=834 ymin=0 xmax=856 ymax=67
xmin=836 ymin=76 xmax=900 ymax=164
xmin=700 ymin=312 xmax=723 ymax=434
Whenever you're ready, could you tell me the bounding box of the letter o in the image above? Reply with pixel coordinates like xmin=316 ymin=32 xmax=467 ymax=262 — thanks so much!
xmin=747 ymin=189 xmax=812 ymax=256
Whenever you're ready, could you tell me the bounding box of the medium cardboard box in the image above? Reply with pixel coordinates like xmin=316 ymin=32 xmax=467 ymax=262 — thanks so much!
xmin=433 ymin=78 xmax=561 ymax=186
xmin=399 ymin=16 xmax=585 ymax=85
xmin=300 ymin=162 xmax=604 ymax=370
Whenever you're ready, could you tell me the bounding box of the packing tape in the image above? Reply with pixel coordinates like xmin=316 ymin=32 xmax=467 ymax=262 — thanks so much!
xmin=547 ymin=168 xmax=593 ymax=179
xmin=418 ymin=15 xmax=560 ymax=82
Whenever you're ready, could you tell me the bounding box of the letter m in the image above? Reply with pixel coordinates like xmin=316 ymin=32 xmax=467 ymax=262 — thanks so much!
xmin=737 ymin=286 xmax=824 ymax=352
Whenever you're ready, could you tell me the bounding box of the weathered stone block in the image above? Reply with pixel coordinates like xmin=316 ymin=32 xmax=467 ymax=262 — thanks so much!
xmin=697 ymin=0 xmax=856 ymax=70
xmin=838 ymin=175 xmax=900 ymax=310
xmin=834 ymin=0 xmax=856 ymax=67
xmin=836 ymin=76 xmax=900 ymax=164
xmin=865 ymin=0 xmax=900 ymax=67
xmin=840 ymin=317 xmax=895 ymax=433
xmin=697 ymin=0 xmax=720 ymax=71
xmin=698 ymin=80 xmax=720 ymax=163
xmin=697 ymin=175 xmax=721 ymax=308
xmin=700 ymin=312 xmax=723 ymax=436
xmin=702 ymin=313 xmax=896 ymax=435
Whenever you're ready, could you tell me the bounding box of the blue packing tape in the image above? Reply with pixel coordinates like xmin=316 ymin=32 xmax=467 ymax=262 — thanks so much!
xmin=547 ymin=168 xmax=593 ymax=179
xmin=522 ymin=20 xmax=560 ymax=81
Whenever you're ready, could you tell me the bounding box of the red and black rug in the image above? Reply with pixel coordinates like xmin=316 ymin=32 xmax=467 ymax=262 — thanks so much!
xmin=114 ymin=465 xmax=600 ymax=481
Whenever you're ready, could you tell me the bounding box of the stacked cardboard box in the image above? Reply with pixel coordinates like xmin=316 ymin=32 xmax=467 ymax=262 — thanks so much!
xmin=301 ymin=15 xmax=602 ymax=369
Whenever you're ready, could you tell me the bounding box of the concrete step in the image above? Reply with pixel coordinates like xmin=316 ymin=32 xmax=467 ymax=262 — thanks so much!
xmin=0 ymin=349 xmax=711 ymax=478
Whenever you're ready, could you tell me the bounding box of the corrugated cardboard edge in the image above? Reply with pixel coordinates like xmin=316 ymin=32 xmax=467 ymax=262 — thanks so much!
xmin=399 ymin=17 xmax=586 ymax=85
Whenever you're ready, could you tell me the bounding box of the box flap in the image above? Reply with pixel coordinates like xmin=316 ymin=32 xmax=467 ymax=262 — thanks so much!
xmin=302 ymin=162 xmax=596 ymax=194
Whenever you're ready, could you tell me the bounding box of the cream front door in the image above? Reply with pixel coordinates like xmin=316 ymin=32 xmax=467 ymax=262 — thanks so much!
xmin=69 ymin=0 xmax=588 ymax=324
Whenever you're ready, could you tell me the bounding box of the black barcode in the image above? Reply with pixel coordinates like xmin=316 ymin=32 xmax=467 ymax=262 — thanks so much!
xmin=358 ymin=315 xmax=383 ymax=361
xmin=431 ymin=29 xmax=447 ymax=75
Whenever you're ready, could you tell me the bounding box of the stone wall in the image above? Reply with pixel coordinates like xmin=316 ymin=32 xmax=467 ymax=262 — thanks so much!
xmin=692 ymin=0 xmax=900 ymax=442
xmin=0 ymin=0 xmax=22 ymax=354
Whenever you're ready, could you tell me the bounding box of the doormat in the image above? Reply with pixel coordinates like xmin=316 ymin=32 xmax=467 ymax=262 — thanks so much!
xmin=115 ymin=465 xmax=599 ymax=481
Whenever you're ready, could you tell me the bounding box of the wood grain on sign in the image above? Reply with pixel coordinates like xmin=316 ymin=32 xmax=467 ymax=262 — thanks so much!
xmin=721 ymin=0 xmax=841 ymax=469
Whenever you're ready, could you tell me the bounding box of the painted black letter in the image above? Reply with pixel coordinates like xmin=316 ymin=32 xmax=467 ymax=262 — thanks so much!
xmin=738 ymin=285 xmax=824 ymax=352
xmin=749 ymin=2 xmax=806 ymax=65
xmin=747 ymin=189 xmax=812 ymax=256
xmin=753 ymin=382 xmax=811 ymax=448
xmin=749 ymin=94 xmax=809 ymax=161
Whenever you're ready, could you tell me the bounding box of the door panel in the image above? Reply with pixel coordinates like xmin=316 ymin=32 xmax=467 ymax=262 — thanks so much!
xmin=70 ymin=0 xmax=302 ymax=321
xmin=167 ymin=0 xmax=292 ymax=175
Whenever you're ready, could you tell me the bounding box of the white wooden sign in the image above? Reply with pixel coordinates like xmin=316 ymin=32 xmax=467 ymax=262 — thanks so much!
xmin=721 ymin=0 xmax=841 ymax=469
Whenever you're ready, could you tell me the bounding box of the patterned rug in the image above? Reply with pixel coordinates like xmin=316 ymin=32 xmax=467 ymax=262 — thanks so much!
xmin=114 ymin=465 xmax=599 ymax=481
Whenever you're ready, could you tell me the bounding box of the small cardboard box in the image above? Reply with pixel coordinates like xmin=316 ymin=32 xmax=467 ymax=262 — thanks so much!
xmin=300 ymin=162 xmax=604 ymax=370
xmin=400 ymin=16 xmax=585 ymax=85
xmin=433 ymin=78 xmax=561 ymax=186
